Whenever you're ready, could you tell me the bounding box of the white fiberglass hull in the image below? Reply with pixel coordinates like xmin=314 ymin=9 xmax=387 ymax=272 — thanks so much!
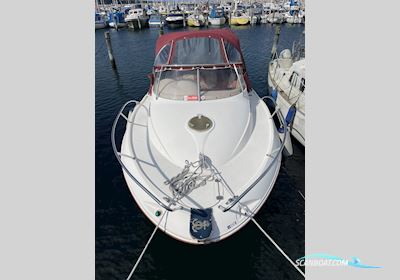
xmin=285 ymin=16 xmax=303 ymax=24
xmin=126 ymin=17 xmax=149 ymax=29
xmin=208 ymin=17 xmax=226 ymax=26
xmin=108 ymin=21 xmax=127 ymax=28
xmin=119 ymin=91 xmax=282 ymax=244
xmin=95 ymin=22 xmax=107 ymax=29
xmin=268 ymin=59 xmax=305 ymax=146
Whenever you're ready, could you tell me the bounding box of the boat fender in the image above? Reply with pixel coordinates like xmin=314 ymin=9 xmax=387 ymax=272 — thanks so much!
xmin=278 ymin=105 xmax=297 ymax=133
xmin=278 ymin=105 xmax=296 ymax=156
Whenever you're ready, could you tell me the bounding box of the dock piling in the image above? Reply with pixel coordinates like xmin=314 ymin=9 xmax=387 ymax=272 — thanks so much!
xmin=270 ymin=25 xmax=281 ymax=59
xmin=104 ymin=31 xmax=117 ymax=69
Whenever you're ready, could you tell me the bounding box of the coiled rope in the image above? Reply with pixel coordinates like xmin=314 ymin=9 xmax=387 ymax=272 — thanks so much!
xmin=164 ymin=157 xmax=216 ymax=201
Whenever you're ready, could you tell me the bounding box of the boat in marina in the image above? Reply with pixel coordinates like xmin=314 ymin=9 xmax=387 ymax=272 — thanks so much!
xmin=284 ymin=12 xmax=304 ymax=24
xmin=284 ymin=0 xmax=304 ymax=24
xmin=112 ymin=29 xmax=289 ymax=244
xmin=149 ymin=14 xmax=164 ymax=27
xmin=208 ymin=6 xmax=226 ymax=26
xmin=260 ymin=12 xmax=269 ymax=24
xmin=165 ymin=10 xmax=185 ymax=27
xmin=187 ymin=9 xmax=206 ymax=27
xmin=108 ymin=10 xmax=127 ymax=28
xmin=229 ymin=0 xmax=250 ymax=25
xmin=95 ymin=12 xmax=107 ymax=29
xmin=125 ymin=6 xmax=149 ymax=29
xmin=268 ymin=44 xmax=305 ymax=146
xmin=229 ymin=10 xmax=250 ymax=25
xmin=267 ymin=11 xmax=285 ymax=24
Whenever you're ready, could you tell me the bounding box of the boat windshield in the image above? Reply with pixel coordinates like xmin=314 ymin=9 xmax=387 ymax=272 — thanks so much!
xmin=154 ymin=66 xmax=245 ymax=101
xmin=153 ymin=34 xmax=247 ymax=100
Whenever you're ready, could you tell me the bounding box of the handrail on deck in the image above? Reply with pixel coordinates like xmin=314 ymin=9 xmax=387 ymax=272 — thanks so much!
xmin=218 ymin=96 xmax=288 ymax=212
xmin=111 ymin=100 xmax=176 ymax=212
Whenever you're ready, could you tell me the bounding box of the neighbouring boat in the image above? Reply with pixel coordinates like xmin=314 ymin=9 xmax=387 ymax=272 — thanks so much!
xmin=165 ymin=10 xmax=185 ymax=27
xmin=208 ymin=6 xmax=226 ymax=26
xmin=149 ymin=14 xmax=164 ymax=27
xmin=268 ymin=45 xmax=305 ymax=146
xmin=108 ymin=10 xmax=127 ymax=28
xmin=229 ymin=10 xmax=250 ymax=25
xmin=284 ymin=9 xmax=305 ymax=24
xmin=125 ymin=6 xmax=149 ymax=29
xmin=284 ymin=13 xmax=303 ymax=24
xmin=95 ymin=12 xmax=107 ymax=29
xmin=112 ymin=29 xmax=288 ymax=244
xmin=260 ymin=13 xmax=269 ymax=24
xmin=187 ymin=10 xmax=206 ymax=27
xmin=267 ymin=11 xmax=285 ymax=24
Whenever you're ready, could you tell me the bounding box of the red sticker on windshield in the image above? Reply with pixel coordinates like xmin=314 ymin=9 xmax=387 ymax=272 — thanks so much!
xmin=184 ymin=95 xmax=198 ymax=101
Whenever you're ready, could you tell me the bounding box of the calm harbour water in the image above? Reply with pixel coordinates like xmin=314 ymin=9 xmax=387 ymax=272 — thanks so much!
xmin=96 ymin=24 xmax=305 ymax=280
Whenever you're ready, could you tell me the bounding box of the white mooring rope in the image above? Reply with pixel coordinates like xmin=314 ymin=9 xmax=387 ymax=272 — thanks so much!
xmin=126 ymin=212 xmax=166 ymax=280
xmin=251 ymin=218 xmax=305 ymax=278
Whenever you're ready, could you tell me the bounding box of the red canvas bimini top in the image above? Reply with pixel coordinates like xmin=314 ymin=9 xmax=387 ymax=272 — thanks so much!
xmin=153 ymin=28 xmax=251 ymax=89
xmin=155 ymin=28 xmax=242 ymax=55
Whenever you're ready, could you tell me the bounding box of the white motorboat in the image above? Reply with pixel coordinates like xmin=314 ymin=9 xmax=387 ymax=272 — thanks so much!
xmin=125 ymin=7 xmax=149 ymax=29
xmin=208 ymin=6 xmax=226 ymax=26
xmin=108 ymin=11 xmax=127 ymax=28
xmin=165 ymin=11 xmax=185 ymax=27
xmin=112 ymin=29 xmax=289 ymax=244
xmin=268 ymin=46 xmax=305 ymax=146
xmin=95 ymin=12 xmax=107 ymax=29
xmin=267 ymin=11 xmax=285 ymax=24
xmin=284 ymin=9 xmax=304 ymax=24
xmin=149 ymin=14 xmax=164 ymax=27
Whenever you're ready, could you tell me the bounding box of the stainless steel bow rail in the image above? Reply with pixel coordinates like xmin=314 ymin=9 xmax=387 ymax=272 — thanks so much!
xmin=111 ymin=100 xmax=179 ymax=212
xmin=218 ymin=96 xmax=288 ymax=212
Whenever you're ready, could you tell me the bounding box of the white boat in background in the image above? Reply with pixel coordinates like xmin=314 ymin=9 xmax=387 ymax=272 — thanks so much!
xmin=149 ymin=14 xmax=164 ymax=27
xmin=108 ymin=11 xmax=127 ymax=28
xmin=165 ymin=10 xmax=185 ymax=27
xmin=112 ymin=29 xmax=289 ymax=244
xmin=267 ymin=11 xmax=285 ymax=24
xmin=95 ymin=12 xmax=107 ymax=29
xmin=285 ymin=12 xmax=304 ymax=24
xmin=284 ymin=0 xmax=305 ymax=24
xmin=268 ymin=44 xmax=305 ymax=146
xmin=260 ymin=13 xmax=268 ymax=24
xmin=125 ymin=6 xmax=149 ymax=29
xmin=208 ymin=6 xmax=226 ymax=26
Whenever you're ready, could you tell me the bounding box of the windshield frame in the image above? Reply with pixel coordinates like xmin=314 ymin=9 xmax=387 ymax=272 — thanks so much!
xmin=153 ymin=63 xmax=247 ymax=101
